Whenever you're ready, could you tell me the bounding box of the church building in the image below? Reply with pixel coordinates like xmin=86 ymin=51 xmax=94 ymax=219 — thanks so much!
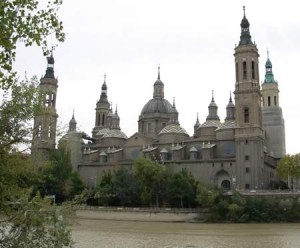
xmin=32 ymin=7 xmax=285 ymax=190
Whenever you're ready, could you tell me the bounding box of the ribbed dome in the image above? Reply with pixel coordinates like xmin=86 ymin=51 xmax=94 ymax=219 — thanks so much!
xmin=96 ymin=127 xmax=127 ymax=139
xmin=159 ymin=123 xmax=189 ymax=136
xmin=141 ymin=98 xmax=172 ymax=114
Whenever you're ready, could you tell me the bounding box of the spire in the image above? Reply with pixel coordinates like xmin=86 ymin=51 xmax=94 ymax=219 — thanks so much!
xmin=207 ymin=90 xmax=220 ymax=121
xmin=264 ymin=50 xmax=276 ymax=83
xmin=115 ymin=104 xmax=118 ymax=115
xmin=211 ymin=90 xmax=214 ymax=102
xmin=158 ymin=65 xmax=160 ymax=80
xmin=44 ymin=51 xmax=55 ymax=79
xmin=153 ymin=65 xmax=164 ymax=98
xmin=69 ymin=110 xmax=77 ymax=132
xmin=169 ymin=97 xmax=179 ymax=123
xmin=99 ymin=74 xmax=108 ymax=102
xmin=111 ymin=104 xmax=120 ymax=129
xmin=239 ymin=6 xmax=253 ymax=46
xmin=194 ymin=112 xmax=200 ymax=127
xmin=226 ymin=92 xmax=235 ymax=121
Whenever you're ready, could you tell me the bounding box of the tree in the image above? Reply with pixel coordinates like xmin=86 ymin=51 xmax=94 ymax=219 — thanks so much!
xmin=113 ymin=167 xmax=139 ymax=207
xmin=277 ymin=154 xmax=300 ymax=190
xmin=38 ymin=146 xmax=73 ymax=202
xmin=133 ymin=156 xmax=166 ymax=207
xmin=94 ymin=171 xmax=115 ymax=206
xmin=0 ymin=1 xmax=69 ymax=246
xmin=0 ymin=0 xmax=65 ymax=90
xmin=166 ymin=170 xmax=198 ymax=208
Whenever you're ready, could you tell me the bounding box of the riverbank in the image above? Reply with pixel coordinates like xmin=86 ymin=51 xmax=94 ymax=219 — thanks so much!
xmin=75 ymin=206 xmax=210 ymax=222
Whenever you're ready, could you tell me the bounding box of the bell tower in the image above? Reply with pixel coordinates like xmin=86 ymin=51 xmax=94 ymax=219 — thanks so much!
xmin=92 ymin=75 xmax=111 ymax=137
xmin=234 ymin=7 xmax=265 ymax=190
xmin=261 ymin=51 xmax=286 ymax=158
xmin=31 ymin=53 xmax=58 ymax=163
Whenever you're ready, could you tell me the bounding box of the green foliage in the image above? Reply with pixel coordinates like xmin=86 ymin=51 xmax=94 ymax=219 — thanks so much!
xmin=112 ymin=167 xmax=139 ymax=206
xmin=0 ymin=77 xmax=41 ymax=154
xmin=94 ymin=171 xmax=115 ymax=206
xmin=277 ymin=154 xmax=300 ymax=190
xmin=133 ymin=156 xmax=166 ymax=207
xmin=0 ymin=155 xmax=72 ymax=247
xmin=67 ymin=172 xmax=85 ymax=200
xmin=196 ymin=183 xmax=221 ymax=208
xmin=0 ymin=0 xmax=65 ymax=89
xmin=166 ymin=170 xmax=198 ymax=208
xmin=37 ymin=146 xmax=82 ymax=202
xmin=0 ymin=191 xmax=71 ymax=248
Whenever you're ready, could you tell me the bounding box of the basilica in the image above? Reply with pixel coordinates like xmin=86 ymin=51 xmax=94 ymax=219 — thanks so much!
xmin=31 ymin=8 xmax=286 ymax=190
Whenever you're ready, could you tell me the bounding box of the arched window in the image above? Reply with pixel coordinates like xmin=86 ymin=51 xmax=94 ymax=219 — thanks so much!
xmin=102 ymin=113 xmax=105 ymax=126
xmin=243 ymin=61 xmax=247 ymax=80
xmin=251 ymin=61 xmax=255 ymax=79
xmin=235 ymin=62 xmax=239 ymax=81
xmin=268 ymin=96 xmax=271 ymax=106
xmin=244 ymin=107 xmax=249 ymax=123
xmin=97 ymin=114 xmax=101 ymax=126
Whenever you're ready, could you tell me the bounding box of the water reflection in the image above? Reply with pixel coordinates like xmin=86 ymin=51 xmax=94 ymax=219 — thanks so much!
xmin=71 ymin=219 xmax=300 ymax=248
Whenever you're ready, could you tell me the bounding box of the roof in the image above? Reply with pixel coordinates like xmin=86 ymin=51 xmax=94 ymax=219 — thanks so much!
xmin=141 ymin=98 xmax=172 ymax=114
xmin=217 ymin=120 xmax=236 ymax=130
xmin=158 ymin=123 xmax=189 ymax=136
xmin=201 ymin=120 xmax=221 ymax=128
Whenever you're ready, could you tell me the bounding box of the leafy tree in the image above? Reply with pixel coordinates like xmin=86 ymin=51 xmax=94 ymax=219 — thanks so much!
xmin=277 ymin=154 xmax=300 ymax=190
xmin=166 ymin=170 xmax=198 ymax=208
xmin=67 ymin=172 xmax=85 ymax=200
xmin=196 ymin=183 xmax=221 ymax=208
xmin=0 ymin=1 xmax=69 ymax=246
xmin=133 ymin=156 xmax=166 ymax=207
xmin=0 ymin=77 xmax=41 ymax=155
xmin=113 ymin=167 xmax=140 ymax=207
xmin=94 ymin=171 xmax=115 ymax=206
xmin=0 ymin=0 xmax=65 ymax=90
xmin=38 ymin=146 xmax=73 ymax=203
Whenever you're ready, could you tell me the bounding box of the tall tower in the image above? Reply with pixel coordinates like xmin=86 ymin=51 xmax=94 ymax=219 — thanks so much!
xmin=261 ymin=52 xmax=286 ymax=158
xmin=92 ymin=75 xmax=111 ymax=137
xmin=234 ymin=7 xmax=265 ymax=190
xmin=31 ymin=53 xmax=58 ymax=163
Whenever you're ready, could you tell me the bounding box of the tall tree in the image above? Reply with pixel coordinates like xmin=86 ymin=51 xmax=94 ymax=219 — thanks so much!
xmin=0 ymin=1 xmax=70 ymax=246
xmin=0 ymin=0 xmax=65 ymax=90
xmin=277 ymin=154 xmax=300 ymax=190
xmin=133 ymin=156 xmax=166 ymax=207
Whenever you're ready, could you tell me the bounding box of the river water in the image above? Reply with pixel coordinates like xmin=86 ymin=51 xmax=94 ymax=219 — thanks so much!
xmin=71 ymin=219 xmax=300 ymax=248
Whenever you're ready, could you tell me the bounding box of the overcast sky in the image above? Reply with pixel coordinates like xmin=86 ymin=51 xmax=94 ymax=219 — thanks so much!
xmin=14 ymin=0 xmax=300 ymax=154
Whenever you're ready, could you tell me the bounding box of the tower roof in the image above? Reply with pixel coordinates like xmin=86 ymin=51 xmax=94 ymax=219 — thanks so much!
xmin=264 ymin=51 xmax=277 ymax=84
xmin=99 ymin=74 xmax=108 ymax=103
xmin=44 ymin=52 xmax=55 ymax=79
xmin=239 ymin=6 xmax=253 ymax=46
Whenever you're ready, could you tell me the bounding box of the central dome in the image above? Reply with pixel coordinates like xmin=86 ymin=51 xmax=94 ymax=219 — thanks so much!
xmin=141 ymin=98 xmax=172 ymax=114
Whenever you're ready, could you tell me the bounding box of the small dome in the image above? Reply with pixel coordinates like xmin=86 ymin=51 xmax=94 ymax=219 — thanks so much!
xmin=209 ymin=100 xmax=217 ymax=107
xmin=265 ymin=58 xmax=272 ymax=68
xmin=102 ymin=129 xmax=127 ymax=139
xmin=102 ymin=82 xmax=107 ymax=91
xmin=154 ymin=78 xmax=163 ymax=86
xmin=217 ymin=120 xmax=236 ymax=130
xmin=201 ymin=120 xmax=221 ymax=128
xmin=241 ymin=16 xmax=250 ymax=29
xmin=159 ymin=123 xmax=189 ymax=136
xmin=141 ymin=98 xmax=172 ymax=114
xmin=96 ymin=128 xmax=110 ymax=137
xmin=47 ymin=54 xmax=54 ymax=64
